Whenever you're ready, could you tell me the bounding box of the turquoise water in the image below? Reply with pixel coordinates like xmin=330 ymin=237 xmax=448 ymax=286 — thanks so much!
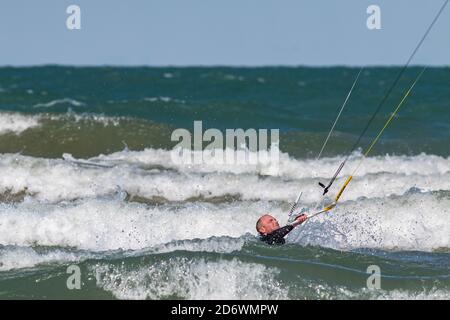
xmin=1 ymin=66 xmax=449 ymax=157
xmin=0 ymin=66 xmax=449 ymax=299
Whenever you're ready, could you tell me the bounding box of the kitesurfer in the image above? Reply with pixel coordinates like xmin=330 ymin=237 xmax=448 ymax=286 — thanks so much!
xmin=256 ymin=214 xmax=307 ymax=245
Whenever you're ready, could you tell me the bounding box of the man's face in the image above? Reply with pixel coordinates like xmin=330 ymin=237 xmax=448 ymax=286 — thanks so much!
xmin=258 ymin=215 xmax=280 ymax=234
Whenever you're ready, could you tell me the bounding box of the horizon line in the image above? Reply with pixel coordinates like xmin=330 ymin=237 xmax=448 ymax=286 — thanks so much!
xmin=1 ymin=63 xmax=449 ymax=68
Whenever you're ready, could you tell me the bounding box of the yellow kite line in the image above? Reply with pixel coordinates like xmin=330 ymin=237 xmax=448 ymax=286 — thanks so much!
xmin=308 ymin=67 xmax=426 ymax=219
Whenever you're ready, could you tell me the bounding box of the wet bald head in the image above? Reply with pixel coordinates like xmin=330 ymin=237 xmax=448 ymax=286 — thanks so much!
xmin=256 ymin=214 xmax=280 ymax=235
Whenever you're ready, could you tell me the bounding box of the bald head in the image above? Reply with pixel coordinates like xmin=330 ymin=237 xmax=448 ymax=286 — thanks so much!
xmin=256 ymin=214 xmax=280 ymax=235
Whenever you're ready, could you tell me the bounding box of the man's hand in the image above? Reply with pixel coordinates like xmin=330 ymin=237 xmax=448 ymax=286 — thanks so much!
xmin=293 ymin=214 xmax=308 ymax=226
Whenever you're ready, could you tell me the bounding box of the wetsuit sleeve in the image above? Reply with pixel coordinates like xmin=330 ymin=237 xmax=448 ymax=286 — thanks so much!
xmin=260 ymin=225 xmax=294 ymax=245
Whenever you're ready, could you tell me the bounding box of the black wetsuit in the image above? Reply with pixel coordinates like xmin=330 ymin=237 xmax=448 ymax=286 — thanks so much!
xmin=259 ymin=225 xmax=294 ymax=245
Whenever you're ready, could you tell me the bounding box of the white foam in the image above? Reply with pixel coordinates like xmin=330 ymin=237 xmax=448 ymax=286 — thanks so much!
xmin=92 ymin=258 xmax=287 ymax=299
xmin=51 ymin=112 xmax=123 ymax=126
xmin=0 ymin=111 xmax=136 ymax=137
xmin=0 ymin=198 xmax=266 ymax=251
xmin=0 ymin=246 xmax=85 ymax=271
xmin=0 ymin=112 xmax=41 ymax=134
xmin=283 ymin=280 xmax=449 ymax=299
xmin=374 ymin=288 xmax=450 ymax=300
xmin=33 ymin=98 xmax=84 ymax=108
xmin=143 ymin=96 xmax=185 ymax=104
xmin=290 ymin=191 xmax=450 ymax=251
xmin=91 ymin=257 xmax=449 ymax=299
xmin=146 ymin=237 xmax=246 ymax=255
xmin=223 ymin=74 xmax=245 ymax=81
xmin=95 ymin=148 xmax=450 ymax=178
xmin=1 ymin=152 xmax=450 ymax=204
xmin=0 ymin=191 xmax=448 ymax=252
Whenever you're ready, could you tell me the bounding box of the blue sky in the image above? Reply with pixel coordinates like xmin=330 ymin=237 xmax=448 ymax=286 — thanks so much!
xmin=1 ymin=0 xmax=449 ymax=66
